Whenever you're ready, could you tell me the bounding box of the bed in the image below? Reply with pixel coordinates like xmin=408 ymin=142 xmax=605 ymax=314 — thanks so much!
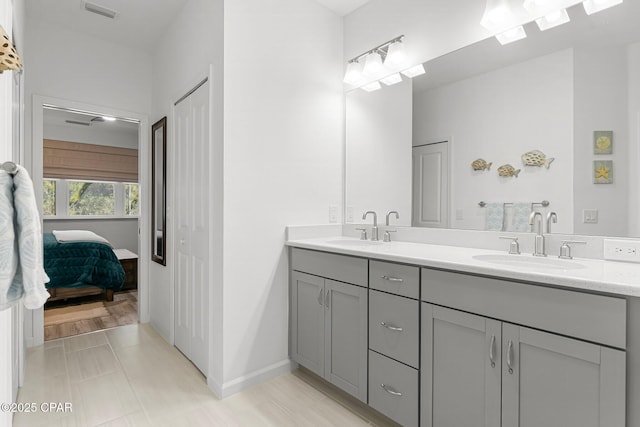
xmin=43 ymin=232 xmax=125 ymax=302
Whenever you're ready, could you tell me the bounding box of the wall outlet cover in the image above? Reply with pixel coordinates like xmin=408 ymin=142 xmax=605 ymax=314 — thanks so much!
xmin=603 ymin=239 xmax=640 ymax=263
xmin=329 ymin=205 xmax=338 ymax=223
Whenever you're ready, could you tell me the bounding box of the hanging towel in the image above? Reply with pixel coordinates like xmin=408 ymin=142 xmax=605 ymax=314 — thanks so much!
xmin=0 ymin=170 xmax=20 ymax=310
xmin=0 ymin=165 xmax=50 ymax=311
xmin=508 ymin=202 xmax=532 ymax=232
xmin=485 ymin=203 xmax=505 ymax=231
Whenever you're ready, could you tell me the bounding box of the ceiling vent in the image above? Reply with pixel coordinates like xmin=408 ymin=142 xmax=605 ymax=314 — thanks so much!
xmin=65 ymin=120 xmax=91 ymax=126
xmin=83 ymin=1 xmax=118 ymax=19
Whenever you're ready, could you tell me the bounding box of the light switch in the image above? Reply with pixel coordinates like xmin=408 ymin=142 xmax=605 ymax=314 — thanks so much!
xmin=329 ymin=205 xmax=338 ymax=223
xmin=583 ymin=209 xmax=598 ymax=224
xmin=346 ymin=206 xmax=354 ymax=223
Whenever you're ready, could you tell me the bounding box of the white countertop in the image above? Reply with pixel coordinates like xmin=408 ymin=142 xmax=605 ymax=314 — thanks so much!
xmin=286 ymin=236 xmax=640 ymax=298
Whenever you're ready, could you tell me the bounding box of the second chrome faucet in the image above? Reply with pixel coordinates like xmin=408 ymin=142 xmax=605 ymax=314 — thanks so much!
xmin=362 ymin=211 xmax=379 ymax=241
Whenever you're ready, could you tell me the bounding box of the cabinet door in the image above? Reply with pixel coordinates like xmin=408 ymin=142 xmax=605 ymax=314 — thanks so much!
xmin=325 ymin=279 xmax=368 ymax=402
xmin=291 ymin=271 xmax=325 ymax=377
xmin=421 ymin=303 xmax=502 ymax=427
xmin=502 ymin=323 xmax=626 ymax=427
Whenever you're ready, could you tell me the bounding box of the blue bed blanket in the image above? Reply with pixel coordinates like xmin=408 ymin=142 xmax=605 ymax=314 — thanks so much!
xmin=43 ymin=233 xmax=125 ymax=291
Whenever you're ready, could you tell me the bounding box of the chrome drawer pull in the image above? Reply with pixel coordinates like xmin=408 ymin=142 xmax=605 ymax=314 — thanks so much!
xmin=380 ymin=322 xmax=403 ymax=332
xmin=489 ymin=335 xmax=496 ymax=368
xmin=507 ymin=340 xmax=514 ymax=374
xmin=381 ymin=384 xmax=402 ymax=397
xmin=381 ymin=275 xmax=403 ymax=283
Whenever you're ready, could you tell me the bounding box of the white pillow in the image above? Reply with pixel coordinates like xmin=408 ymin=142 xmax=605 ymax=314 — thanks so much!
xmin=52 ymin=230 xmax=112 ymax=246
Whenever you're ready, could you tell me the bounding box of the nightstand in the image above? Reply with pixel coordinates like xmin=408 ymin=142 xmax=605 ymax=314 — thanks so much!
xmin=113 ymin=249 xmax=138 ymax=291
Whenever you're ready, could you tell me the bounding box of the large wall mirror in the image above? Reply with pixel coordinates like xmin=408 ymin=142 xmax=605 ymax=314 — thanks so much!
xmin=346 ymin=1 xmax=640 ymax=238
xmin=152 ymin=117 xmax=167 ymax=265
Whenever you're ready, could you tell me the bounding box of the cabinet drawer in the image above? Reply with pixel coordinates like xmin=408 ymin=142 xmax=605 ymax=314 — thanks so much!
xmin=370 ymin=260 xmax=419 ymax=299
xmin=369 ymin=350 xmax=419 ymax=427
xmin=421 ymin=268 xmax=627 ymax=349
xmin=369 ymin=290 xmax=419 ymax=368
xmin=291 ymin=248 xmax=367 ymax=287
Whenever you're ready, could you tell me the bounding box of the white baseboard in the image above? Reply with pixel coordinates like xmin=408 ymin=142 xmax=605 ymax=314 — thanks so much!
xmin=208 ymin=359 xmax=294 ymax=399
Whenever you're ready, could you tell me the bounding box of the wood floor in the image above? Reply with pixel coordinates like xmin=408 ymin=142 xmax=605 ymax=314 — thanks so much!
xmin=44 ymin=291 xmax=138 ymax=341
xmin=14 ymin=324 xmax=399 ymax=427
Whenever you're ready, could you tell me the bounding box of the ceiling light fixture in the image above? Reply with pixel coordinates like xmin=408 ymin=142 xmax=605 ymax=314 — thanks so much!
xmin=362 ymin=51 xmax=385 ymax=78
xmin=343 ymin=61 xmax=364 ymax=85
xmin=582 ymin=0 xmax=623 ymax=15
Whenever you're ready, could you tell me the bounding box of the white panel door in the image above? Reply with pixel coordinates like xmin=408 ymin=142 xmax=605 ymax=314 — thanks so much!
xmin=412 ymin=142 xmax=449 ymax=228
xmin=174 ymin=81 xmax=210 ymax=375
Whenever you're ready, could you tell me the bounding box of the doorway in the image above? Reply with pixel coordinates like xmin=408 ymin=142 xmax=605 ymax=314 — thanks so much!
xmin=412 ymin=141 xmax=450 ymax=228
xmin=28 ymin=95 xmax=150 ymax=347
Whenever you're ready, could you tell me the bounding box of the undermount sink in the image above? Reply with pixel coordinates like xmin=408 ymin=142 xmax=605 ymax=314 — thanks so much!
xmin=325 ymin=239 xmax=384 ymax=247
xmin=473 ymin=254 xmax=586 ymax=270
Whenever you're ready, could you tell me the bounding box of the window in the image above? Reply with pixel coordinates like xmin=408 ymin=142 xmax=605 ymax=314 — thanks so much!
xmin=68 ymin=181 xmax=115 ymax=216
xmin=125 ymin=183 xmax=140 ymax=216
xmin=43 ymin=179 xmax=56 ymax=216
xmin=43 ymin=179 xmax=139 ymax=218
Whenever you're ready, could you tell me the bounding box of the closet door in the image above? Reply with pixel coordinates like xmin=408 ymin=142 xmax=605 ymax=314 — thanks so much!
xmin=174 ymin=81 xmax=210 ymax=375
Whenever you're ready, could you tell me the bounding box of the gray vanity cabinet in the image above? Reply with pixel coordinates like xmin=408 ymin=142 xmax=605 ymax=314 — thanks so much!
xmin=421 ymin=303 xmax=502 ymax=427
xmin=421 ymin=304 xmax=626 ymax=427
xmin=501 ymin=323 xmax=625 ymax=427
xmin=290 ymin=249 xmax=368 ymax=402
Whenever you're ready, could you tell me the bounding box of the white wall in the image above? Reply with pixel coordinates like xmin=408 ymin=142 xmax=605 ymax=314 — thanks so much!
xmin=414 ymin=49 xmax=574 ymax=233
xmin=150 ymin=0 xmax=224 ymax=388
xmin=223 ymin=0 xmax=343 ymax=392
xmin=573 ymin=45 xmax=629 ymax=236
xmin=43 ymin=123 xmax=138 ymax=150
xmin=24 ymin=16 xmax=152 ymax=166
xmin=346 ymin=78 xmax=412 ymax=225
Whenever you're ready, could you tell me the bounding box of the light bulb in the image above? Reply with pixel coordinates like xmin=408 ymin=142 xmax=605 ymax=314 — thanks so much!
xmin=384 ymin=41 xmax=406 ymax=67
xmin=363 ymin=51 xmax=385 ymax=78
xmin=343 ymin=61 xmax=364 ymax=85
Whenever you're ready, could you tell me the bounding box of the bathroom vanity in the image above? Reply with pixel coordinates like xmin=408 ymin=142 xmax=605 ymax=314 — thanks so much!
xmin=287 ymin=235 xmax=639 ymax=427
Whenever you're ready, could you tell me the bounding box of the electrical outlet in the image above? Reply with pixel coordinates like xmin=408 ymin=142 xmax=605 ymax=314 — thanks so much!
xmin=329 ymin=205 xmax=338 ymax=223
xmin=346 ymin=206 xmax=354 ymax=223
xmin=604 ymin=239 xmax=640 ymax=263
xmin=583 ymin=209 xmax=598 ymax=224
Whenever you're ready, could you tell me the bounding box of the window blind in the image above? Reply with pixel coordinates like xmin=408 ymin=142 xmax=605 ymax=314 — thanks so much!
xmin=43 ymin=139 xmax=138 ymax=182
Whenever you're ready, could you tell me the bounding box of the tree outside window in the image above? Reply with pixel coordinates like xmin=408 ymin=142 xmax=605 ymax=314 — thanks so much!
xmin=68 ymin=181 xmax=115 ymax=216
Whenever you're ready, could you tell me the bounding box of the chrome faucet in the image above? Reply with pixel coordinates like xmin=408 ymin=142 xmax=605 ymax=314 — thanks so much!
xmin=385 ymin=210 xmax=399 ymax=226
xmin=528 ymin=211 xmax=546 ymax=257
xmin=362 ymin=211 xmax=379 ymax=241
xmin=546 ymin=211 xmax=557 ymax=233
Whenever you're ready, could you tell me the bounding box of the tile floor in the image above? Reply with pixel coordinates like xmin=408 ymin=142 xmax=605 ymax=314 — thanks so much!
xmin=13 ymin=323 xmax=397 ymax=427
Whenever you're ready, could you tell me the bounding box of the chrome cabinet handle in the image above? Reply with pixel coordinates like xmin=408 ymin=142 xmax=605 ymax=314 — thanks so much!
xmin=489 ymin=335 xmax=496 ymax=368
xmin=507 ymin=340 xmax=514 ymax=374
xmin=381 ymin=276 xmax=403 ymax=283
xmin=325 ymin=289 xmax=330 ymax=308
xmin=317 ymin=289 xmax=323 ymax=306
xmin=380 ymin=322 xmax=403 ymax=332
xmin=381 ymin=384 xmax=402 ymax=397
